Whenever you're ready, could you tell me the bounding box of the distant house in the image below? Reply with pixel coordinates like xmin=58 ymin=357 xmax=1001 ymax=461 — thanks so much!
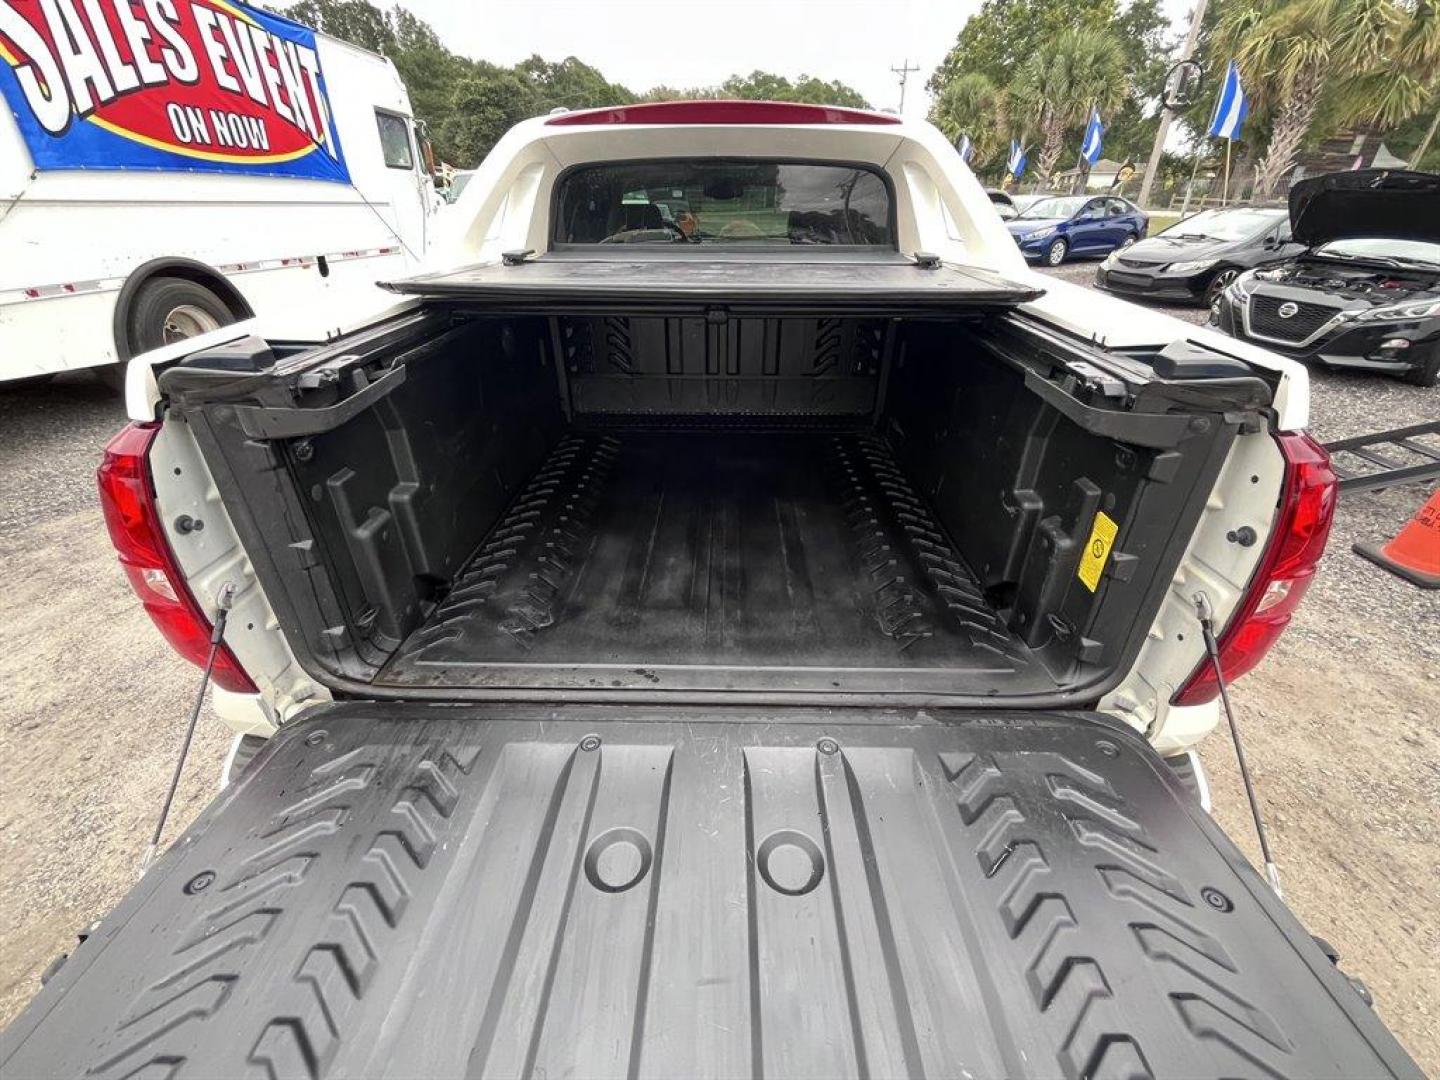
xmin=1289 ymin=130 xmax=1409 ymax=180
xmin=1051 ymin=157 xmax=1128 ymax=192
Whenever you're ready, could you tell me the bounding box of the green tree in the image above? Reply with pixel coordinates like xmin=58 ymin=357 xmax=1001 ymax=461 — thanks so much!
xmin=439 ymin=71 xmax=539 ymax=166
xmin=927 ymin=0 xmax=1154 ymax=182
xmin=1216 ymin=0 xmax=1440 ymax=196
xmin=927 ymin=0 xmax=1117 ymax=94
xmin=635 ymin=85 xmax=722 ymax=102
xmin=719 ymin=71 xmax=870 ymax=107
xmin=284 ymin=0 xmax=394 ymax=52
xmin=1014 ymin=27 xmax=1129 ymax=181
xmin=932 ymin=72 xmax=1006 ymax=165
xmin=1102 ymin=0 xmax=1175 ymax=161
xmin=388 ymin=8 xmax=475 ymax=142
xmin=516 ymin=55 xmax=634 ymax=112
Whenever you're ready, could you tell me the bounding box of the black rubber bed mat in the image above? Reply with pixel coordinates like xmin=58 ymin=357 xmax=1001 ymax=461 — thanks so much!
xmin=378 ymin=430 xmax=1056 ymax=696
xmin=2 ymin=704 xmax=1416 ymax=1078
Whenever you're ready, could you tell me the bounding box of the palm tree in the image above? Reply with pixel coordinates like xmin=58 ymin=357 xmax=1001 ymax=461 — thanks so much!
xmin=933 ymin=72 xmax=1005 ymax=164
xmin=1216 ymin=0 xmax=1439 ymax=197
xmin=1014 ymin=28 xmax=1128 ymax=183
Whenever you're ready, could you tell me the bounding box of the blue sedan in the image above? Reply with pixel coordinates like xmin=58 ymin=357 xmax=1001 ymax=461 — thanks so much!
xmin=1006 ymin=194 xmax=1149 ymax=266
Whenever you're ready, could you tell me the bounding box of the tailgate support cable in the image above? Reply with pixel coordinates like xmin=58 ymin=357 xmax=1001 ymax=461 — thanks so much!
xmin=140 ymin=583 xmax=236 ymax=874
xmin=1194 ymin=592 xmax=1283 ymax=897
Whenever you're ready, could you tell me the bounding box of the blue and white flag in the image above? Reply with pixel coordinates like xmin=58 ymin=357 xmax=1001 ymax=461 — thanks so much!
xmin=955 ymin=133 xmax=974 ymax=163
xmin=1007 ymin=139 xmax=1028 ymax=178
xmin=1081 ymin=109 xmax=1105 ymax=164
xmin=1208 ymin=61 xmax=1250 ymax=141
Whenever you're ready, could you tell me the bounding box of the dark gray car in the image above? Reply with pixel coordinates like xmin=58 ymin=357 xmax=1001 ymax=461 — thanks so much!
xmin=1096 ymin=206 xmax=1305 ymax=306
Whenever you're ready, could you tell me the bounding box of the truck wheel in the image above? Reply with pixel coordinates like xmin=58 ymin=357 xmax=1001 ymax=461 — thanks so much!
xmin=125 ymin=276 xmax=234 ymax=354
xmin=1045 ymin=238 xmax=1068 ymax=266
xmin=105 ymin=277 xmax=236 ymax=395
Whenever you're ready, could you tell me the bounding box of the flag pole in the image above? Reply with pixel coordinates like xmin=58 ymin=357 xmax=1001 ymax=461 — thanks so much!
xmin=1179 ymin=140 xmax=1206 ymax=216
xmin=1222 ymin=138 xmax=1232 ymax=205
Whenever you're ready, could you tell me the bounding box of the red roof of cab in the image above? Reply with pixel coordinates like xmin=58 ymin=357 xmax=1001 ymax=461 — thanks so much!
xmin=544 ymin=100 xmax=902 ymax=126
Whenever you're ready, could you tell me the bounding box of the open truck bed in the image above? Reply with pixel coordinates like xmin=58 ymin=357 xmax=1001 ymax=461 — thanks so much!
xmin=1 ymin=706 xmax=1415 ymax=1079
xmin=377 ymin=429 xmax=1053 ymax=696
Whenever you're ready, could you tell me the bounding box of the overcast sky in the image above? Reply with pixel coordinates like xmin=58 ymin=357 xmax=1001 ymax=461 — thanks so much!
xmin=400 ymin=0 xmax=1197 ymax=119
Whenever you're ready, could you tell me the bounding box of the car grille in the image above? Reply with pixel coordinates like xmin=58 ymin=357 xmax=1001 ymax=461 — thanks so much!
xmin=1248 ymin=296 xmax=1340 ymax=342
xmin=1106 ymin=271 xmax=1152 ymax=287
xmin=1116 ymin=256 xmax=1153 ymax=268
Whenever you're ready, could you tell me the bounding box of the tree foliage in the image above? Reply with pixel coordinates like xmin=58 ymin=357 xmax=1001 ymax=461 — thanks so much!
xmin=1015 ymin=28 xmax=1130 ymax=179
xmin=928 ymin=0 xmax=1168 ymax=181
xmin=720 ymin=71 xmax=870 ymax=108
xmin=1213 ymin=0 xmax=1440 ymax=194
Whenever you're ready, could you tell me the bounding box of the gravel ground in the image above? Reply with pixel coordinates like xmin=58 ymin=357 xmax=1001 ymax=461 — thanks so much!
xmin=1 ymin=285 xmax=1436 ymax=1070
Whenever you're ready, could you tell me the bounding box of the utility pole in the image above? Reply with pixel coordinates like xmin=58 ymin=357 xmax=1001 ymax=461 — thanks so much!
xmin=891 ymin=60 xmax=920 ymax=114
xmin=1138 ymin=0 xmax=1211 ymax=208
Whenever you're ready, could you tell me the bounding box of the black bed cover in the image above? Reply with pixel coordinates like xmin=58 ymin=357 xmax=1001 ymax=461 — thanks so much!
xmin=379 ymin=250 xmax=1044 ymax=313
xmin=1 ymin=704 xmax=1417 ymax=1079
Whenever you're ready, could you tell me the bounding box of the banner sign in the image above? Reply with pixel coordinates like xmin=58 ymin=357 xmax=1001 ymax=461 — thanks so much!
xmin=0 ymin=0 xmax=350 ymax=182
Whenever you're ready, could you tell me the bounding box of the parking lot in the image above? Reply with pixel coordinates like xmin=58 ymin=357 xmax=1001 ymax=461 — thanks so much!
xmin=1 ymin=264 xmax=1436 ymax=1070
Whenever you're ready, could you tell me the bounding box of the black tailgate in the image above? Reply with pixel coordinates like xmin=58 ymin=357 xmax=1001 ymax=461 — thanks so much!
xmin=1 ymin=705 xmax=1416 ymax=1079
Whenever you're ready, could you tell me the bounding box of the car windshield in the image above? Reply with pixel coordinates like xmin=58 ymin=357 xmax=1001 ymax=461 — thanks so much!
xmin=1162 ymin=208 xmax=1284 ymax=242
xmin=1018 ymin=196 xmax=1090 ymax=219
xmin=445 ymin=172 xmax=473 ymax=204
xmin=1314 ymin=237 xmax=1440 ymax=268
xmin=553 ymin=160 xmax=893 ymax=245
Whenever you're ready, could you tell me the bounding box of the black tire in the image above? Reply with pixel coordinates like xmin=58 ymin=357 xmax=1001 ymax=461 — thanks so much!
xmin=123 ymin=276 xmax=235 ymax=356
xmin=1045 ymin=238 xmax=1069 ymax=266
xmin=1401 ymin=348 xmax=1440 ymax=388
xmin=107 ymin=276 xmax=237 ymax=396
xmin=1203 ymin=267 xmax=1239 ymax=308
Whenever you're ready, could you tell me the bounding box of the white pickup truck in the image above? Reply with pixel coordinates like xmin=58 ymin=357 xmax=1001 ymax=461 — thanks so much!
xmin=3 ymin=102 xmax=1418 ymax=1079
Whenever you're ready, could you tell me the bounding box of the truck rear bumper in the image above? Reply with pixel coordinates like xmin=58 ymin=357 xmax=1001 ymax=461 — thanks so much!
xmin=2 ymin=703 xmax=1416 ymax=1079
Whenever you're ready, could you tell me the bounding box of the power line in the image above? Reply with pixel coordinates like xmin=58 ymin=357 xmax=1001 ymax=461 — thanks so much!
xmin=891 ymin=60 xmax=920 ymax=114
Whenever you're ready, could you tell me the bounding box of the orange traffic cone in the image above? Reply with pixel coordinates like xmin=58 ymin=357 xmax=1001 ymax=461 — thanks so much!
xmin=1354 ymin=488 xmax=1440 ymax=589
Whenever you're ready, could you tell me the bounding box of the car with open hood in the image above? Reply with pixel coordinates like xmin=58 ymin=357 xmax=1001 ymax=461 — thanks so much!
xmin=1210 ymin=170 xmax=1440 ymax=386
xmin=1096 ymin=206 xmax=1305 ymax=306
xmin=1005 ymin=193 xmax=1148 ymax=265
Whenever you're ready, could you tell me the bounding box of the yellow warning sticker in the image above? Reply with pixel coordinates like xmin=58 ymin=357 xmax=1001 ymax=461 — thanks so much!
xmin=1078 ymin=511 xmax=1119 ymax=592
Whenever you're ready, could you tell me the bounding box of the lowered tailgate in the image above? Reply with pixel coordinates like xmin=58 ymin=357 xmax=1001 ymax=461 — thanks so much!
xmin=1 ymin=705 xmax=1416 ymax=1079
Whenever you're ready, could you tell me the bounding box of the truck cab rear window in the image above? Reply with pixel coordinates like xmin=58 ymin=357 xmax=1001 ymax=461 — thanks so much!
xmin=553 ymin=160 xmax=893 ymax=246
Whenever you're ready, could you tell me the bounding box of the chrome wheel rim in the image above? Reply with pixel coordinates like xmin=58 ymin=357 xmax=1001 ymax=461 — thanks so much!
xmin=1047 ymin=241 xmax=1065 ymax=265
xmin=161 ymin=304 xmax=222 ymax=345
xmin=1207 ymin=270 xmax=1237 ymax=302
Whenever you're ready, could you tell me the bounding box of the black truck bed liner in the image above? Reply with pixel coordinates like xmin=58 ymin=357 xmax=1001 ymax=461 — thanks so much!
xmin=378 ymin=430 xmax=1054 ymax=696
xmin=1 ymin=704 xmax=1415 ymax=1079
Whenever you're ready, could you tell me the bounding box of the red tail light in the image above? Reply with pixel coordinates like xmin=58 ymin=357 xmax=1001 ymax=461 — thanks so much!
xmin=97 ymin=422 xmax=257 ymax=693
xmin=1171 ymin=432 xmax=1337 ymax=706
xmin=545 ymin=100 xmax=901 ymax=127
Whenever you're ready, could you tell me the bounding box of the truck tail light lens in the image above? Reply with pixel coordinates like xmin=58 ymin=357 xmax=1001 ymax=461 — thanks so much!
xmin=545 ymin=101 xmax=901 ymax=126
xmin=97 ymin=422 xmax=257 ymax=694
xmin=1171 ymin=432 xmax=1337 ymax=707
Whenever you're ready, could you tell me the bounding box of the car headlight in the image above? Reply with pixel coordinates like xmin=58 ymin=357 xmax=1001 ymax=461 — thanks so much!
xmin=1024 ymin=226 xmax=1056 ymax=241
xmin=1166 ymin=258 xmax=1216 ymax=274
xmin=1351 ymin=299 xmax=1440 ymax=323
